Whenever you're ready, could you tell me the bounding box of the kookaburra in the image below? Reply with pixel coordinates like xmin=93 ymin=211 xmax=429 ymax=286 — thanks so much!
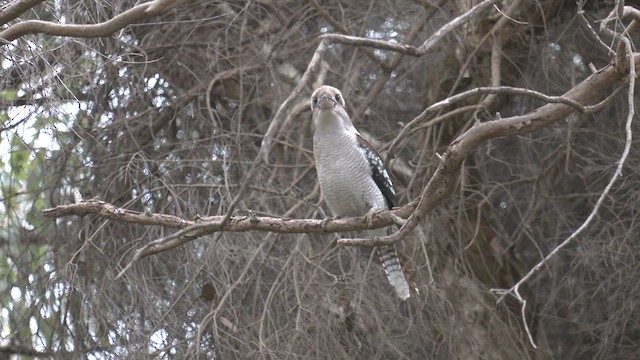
xmin=310 ymin=85 xmax=411 ymax=300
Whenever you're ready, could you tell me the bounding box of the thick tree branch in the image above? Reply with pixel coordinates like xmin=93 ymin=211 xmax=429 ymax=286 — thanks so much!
xmin=42 ymin=200 xmax=193 ymax=228
xmin=0 ymin=0 xmax=45 ymax=26
xmin=386 ymin=86 xmax=603 ymax=162
xmin=45 ymin=194 xmax=414 ymax=279
xmin=340 ymin=52 xmax=640 ymax=247
xmin=0 ymin=0 xmax=186 ymax=44
xmin=43 ymin=199 xmax=414 ymax=234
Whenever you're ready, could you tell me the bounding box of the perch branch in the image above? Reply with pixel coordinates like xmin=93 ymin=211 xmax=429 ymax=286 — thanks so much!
xmin=43 ymin=199 xmax=415 ymax=236
xmin=42 ymin=198 xmax=417 ymax=277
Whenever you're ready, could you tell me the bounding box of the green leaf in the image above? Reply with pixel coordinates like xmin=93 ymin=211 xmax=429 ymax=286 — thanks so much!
xmin=0 ymin=90 xmax=18 ymax=102
xmin=9 ymin=135 xmax=30 ymax=181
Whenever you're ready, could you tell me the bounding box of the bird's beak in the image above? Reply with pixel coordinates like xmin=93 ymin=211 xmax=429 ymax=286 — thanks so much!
xmin=317 ymin=93 xmax=336 ymax=110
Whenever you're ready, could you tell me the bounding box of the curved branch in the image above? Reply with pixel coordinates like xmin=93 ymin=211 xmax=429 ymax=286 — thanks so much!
xmin=0 ymin=0 xmax=45 ymax=26
xmin=339 ymin=53 xmax=640 ymax=247
xmin=490 ymin=28 xmax=638 ymax=350
xmin=386 ymin=86 xmax=597 ymax=162
xmin=320 ymin=0 xmax=501 ymax=56
xmin=0 ymin=0 xmax=185 ymax=44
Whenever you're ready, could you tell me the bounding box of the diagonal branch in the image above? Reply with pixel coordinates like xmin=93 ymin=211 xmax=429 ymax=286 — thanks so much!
xmin=320 ymin=0 xmax=501 ymax=57
xmin=386 ymin=85 xmax=608 ymax=162
xmin=339 ymin=53 xmax=640 ymax=247
xmin=219 ymin=39 xmax=329 ymax=230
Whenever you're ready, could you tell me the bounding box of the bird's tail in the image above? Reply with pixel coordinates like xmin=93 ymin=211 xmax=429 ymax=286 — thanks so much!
xmin=376 ymin=244 xmax=411 ymax=301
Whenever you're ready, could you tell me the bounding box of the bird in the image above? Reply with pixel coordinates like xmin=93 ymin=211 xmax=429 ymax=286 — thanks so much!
xmin=310 ymin=85 xmax=411 ymax=301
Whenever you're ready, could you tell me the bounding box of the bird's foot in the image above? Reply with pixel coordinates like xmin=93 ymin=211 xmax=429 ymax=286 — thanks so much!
xmin=364 ymin=207 xmax=377 ymax=228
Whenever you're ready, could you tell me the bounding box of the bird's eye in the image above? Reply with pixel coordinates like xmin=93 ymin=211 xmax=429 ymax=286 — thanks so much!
xmin=312 ymin=96 xmax=318 ymax=105
xmin=335 ymin=93 xmax=341 ymax=102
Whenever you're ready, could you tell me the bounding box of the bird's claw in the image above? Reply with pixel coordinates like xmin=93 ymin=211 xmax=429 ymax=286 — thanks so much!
xmin=365 ymin=208 xmax=377 ymax=228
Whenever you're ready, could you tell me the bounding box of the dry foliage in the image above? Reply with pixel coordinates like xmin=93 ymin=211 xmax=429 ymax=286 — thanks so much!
xmin=1 ymin=0 xmax=640 ymax=359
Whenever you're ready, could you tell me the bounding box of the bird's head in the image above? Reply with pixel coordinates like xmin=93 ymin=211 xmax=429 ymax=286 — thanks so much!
xmin=311 ymin=85 xmax=345 ymax=113
xmin=310 ymin=86 xmax=351 ymax=131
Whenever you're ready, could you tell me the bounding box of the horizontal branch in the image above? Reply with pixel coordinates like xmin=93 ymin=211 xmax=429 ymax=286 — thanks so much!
xmin=43 ymin=199 xmax=413 ymax=234
xmin=43 ymin=198 xmax=416 ymax=270
xmin=42 ymin=200 xmax=193 ymax=228
xmin=0 ymin=343 xmax=107 ymax=358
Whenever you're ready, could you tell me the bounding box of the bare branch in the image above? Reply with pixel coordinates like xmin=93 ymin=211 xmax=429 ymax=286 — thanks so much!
xmin=42 ymin=200 xmax=193 ymax=228
xmin=43 ymin=199 xmax=415 ymax=236
xmin=415 ymin=0 xmax=502 ymax=54
xmin=387 ymin=85 xmax=594 ymax=161
xmin=0 ymin=0 xmax=45 ymax=26
xmin=0 ymin=0 xmax=185 ymax=44
xmin=0 ymin=343 xmax=106 ymax=358
xmin=428 ymin=86 xmax=591 ymax=114
xmin=340 ymin=53 xmax=640 ymax=247
xmin=319 ymin=33 xmax=422 ymax=56
xmin=259 ymin=40 xmax=328 ymax=161
xmin=486 ymin=7 xmax=640 ymax=349
xmin=320 ymin=0 xmax=501 ymax=57
xmin=309 ymin=0 xmax=385 ymax=68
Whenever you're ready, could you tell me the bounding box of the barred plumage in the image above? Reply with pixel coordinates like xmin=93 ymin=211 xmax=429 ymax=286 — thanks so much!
xmin=377 ymin=244 xmax=410 ymax=300
xmin=310 ymin=85 xmax=412 ymax=301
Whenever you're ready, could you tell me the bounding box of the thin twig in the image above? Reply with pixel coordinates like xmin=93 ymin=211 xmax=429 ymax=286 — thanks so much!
xmin=428 ymin=86 xmax=590 ymax=114
xmin=319 ymin=0 xmax=500 ymax=57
